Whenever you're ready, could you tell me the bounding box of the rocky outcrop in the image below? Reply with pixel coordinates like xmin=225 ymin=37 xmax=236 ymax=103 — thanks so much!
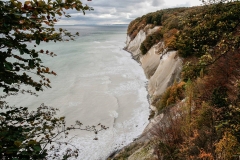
xmin=125 ymin=26 xmax=182 ymax=99
xmin=148 ymin=51 xmax=182 ymax=96
xmin=125 ymin=25 xmax=161 ymax=60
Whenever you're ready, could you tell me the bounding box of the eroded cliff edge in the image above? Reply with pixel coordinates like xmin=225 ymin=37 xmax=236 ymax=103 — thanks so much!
xmin=125 ymin=24 xmax=182 ymax=114
xmin=108 ymin=2 xmax=240 ymax=159
xmin=109 ymin=24 xmax=183 ymax=159
xmin=107 ymin=22 xmax=185 ymax=159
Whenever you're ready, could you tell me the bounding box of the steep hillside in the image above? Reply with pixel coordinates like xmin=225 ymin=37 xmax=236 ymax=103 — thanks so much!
xmin=110 ymin=1 xmax=240 ymax=159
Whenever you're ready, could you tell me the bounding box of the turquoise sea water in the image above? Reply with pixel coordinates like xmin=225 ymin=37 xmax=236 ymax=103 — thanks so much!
xmin=6 ymin=25 xmax=149 ymax=159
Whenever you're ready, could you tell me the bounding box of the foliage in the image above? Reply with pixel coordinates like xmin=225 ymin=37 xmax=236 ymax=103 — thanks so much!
xmin=127 ymin=12 xmax=162 ymax=40
xmin=119 ymin=1 xmax=240 ymax=159
xmin=0 ymin=0 xmax=92 ymax=94
xmin=211 ymin=86 xmax=228 ymax=107
xmin=0 ymin=104 xmax=108 ymax=159
xmin=127 ymin=7 xmax=187 ymax=41
xmin=0 ymin=0 xmax=110 ymax=159
xmin=129 ymin=2 xmax=240 ymax=57
xmin=215 ymin=131 xmax=239 ymax=160
xmin=130 ymin=7 xmax=203 ymax=55
xmin=215 ymin=103 xmax=240 ymax=143
xmin=176 ymin=2 xmax=240 ymax=58
xmin=181 ymin=61 xmax=204 ymax=81
xmin=200 ymin=0 xmax=237 ymax=5
xmin=149 ymin=103 xmax=186 ymax=159
xmin=163 ymin=28 xmax=178 ymax=49
xmin=152 ymin=81 xmax=185 ymax=113
xmin=140 ymin=29 xmax=162 ymax=55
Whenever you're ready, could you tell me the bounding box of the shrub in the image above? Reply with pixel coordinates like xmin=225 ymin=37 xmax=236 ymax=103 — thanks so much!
xmin=140 ymin=29 xmax=163 ymax=55
xmin=163 ymin=28 xmax=179 ymax=49
xmin=152 ymin=81 xmax=185 ymax=113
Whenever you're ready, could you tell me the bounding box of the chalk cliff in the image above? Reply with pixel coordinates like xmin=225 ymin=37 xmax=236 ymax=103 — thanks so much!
xmin=108 ymin=25 xmax=183 ymax=159
xmin=125 ymin=25 xmax=182 ymax=107
xmin=109 ymin=2 xmax=240 ymax=159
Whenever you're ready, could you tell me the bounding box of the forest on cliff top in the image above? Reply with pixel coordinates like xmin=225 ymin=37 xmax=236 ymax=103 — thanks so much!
xmin=113 ymin=1 xmax=240 ymax=159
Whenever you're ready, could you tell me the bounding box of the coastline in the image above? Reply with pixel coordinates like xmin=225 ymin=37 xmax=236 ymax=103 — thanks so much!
xmin=123 ymin=47 xmax=141 ymax=63
xmin=123 ymin=47 xmax=151 ymax=105
xmin=107 ymin=46 xmax=154 ymax=159
xmin=6 ymin=25 xmax=151 ymax=159
xmin=108 ymin=27 xmax=182 ymax=159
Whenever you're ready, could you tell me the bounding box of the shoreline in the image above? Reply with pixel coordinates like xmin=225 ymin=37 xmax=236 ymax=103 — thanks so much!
xmin=106 ymin=47 xmax=153 ymax=159
xmin=123 ymin=47 xmax=141 ymax=63
xmin=109 ymin=31 xmax=182 ymax=158
xmin=123 ymin=47 xmax=152 ymax=107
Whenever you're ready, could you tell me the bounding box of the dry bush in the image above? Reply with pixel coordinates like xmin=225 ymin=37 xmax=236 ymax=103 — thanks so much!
xmin=152 ymin=81 xmax=185 ymax=113
xmin=163 ymin=28 xmax=179 ymax=49
xmin=150 ymin=107 xmax=184 ymax=159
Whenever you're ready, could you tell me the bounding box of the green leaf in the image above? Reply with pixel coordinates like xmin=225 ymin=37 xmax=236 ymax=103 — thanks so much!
xmin=20 ymin=49 xmax=24 ymax=55
xmin=14 ymin=141 xmax=22 ymax=147
xmin=36 ymin=38 xmax=40 ymax=45
xmin=28 ymin=140 xmax=37 ymax=145
xmin=3 ymin=88 xmax=8 ymax=93
xmin=33 ymin=145 xmax=42 ymax=152
xmin=35 ymin=86 xmax=40 ymax=91
xmin=23 ymin=49 xmax=29 ymax=54
xmin=32 ymin=52 xmax=38 ymax=58
xmin=4 ymin=62 xmax=13 ymax=70
xmin=50 ymin=12 xmax=55 ymax=17
xmin=28 ymin=60 xmax=35 ymax=68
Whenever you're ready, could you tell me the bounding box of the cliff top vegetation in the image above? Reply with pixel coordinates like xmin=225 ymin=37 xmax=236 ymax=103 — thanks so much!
xmin=120 ymin=1 xmax=240 ymax=159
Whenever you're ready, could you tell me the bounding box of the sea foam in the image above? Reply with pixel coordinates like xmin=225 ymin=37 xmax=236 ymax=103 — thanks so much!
xmin=5 ymin=25 xmax=149 ymax=159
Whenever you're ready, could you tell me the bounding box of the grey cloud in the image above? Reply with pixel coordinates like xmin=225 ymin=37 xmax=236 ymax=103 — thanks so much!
xmin=152 ymin=0 xmax=165 ymax=6
xmin=15 ymin=0 xmax=201 ymax=25
xmin=80 ymin=0 xmax=198 ymax=24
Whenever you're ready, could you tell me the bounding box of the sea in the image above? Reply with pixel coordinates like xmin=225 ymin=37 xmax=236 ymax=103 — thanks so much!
xmin=6 ymin=25 xmax=149 ymax=159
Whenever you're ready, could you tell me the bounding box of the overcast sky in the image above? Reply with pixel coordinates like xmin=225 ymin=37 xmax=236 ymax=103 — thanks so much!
xmin=18 ymin=0 xmax=202 ymax=25
xmin=57 ymin=0 xmax=202 ymax=25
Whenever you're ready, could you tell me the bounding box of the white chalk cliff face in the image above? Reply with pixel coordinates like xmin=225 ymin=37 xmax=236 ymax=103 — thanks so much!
xmin=148 ymin=51 xmax=182 ymax=96
xmin=125 ymin=30 xmax=145 ymax=57
xmin=110 ymin=25 xmax=183 ymax=160
xmin=125 ymin=26 xmax=182 ymax=98
xmin=125 ymin=25 xmax=161 ymax=59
